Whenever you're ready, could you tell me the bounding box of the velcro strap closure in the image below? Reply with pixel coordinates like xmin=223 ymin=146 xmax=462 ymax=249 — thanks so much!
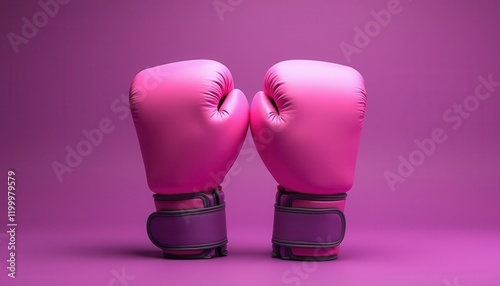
xmin=147 ymin=204 xmax=227 ymax=251
xmin=272 ymin=205 xmax=345 ymax=248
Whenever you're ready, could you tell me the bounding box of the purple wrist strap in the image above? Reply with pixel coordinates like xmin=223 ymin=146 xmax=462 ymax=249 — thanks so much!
xmin=272 ymin=206 xmax=345 ymax=248
xmin=147 ymin=190 xmax=227 ymax=259
xmin=147 ymin=204 xmax=227 ymax=250
xmin=272 ymin=188 xmax=347 ymax=261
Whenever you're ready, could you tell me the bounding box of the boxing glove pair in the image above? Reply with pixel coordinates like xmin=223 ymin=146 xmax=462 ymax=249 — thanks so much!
xmin=130 ymin=59 xmax=366 ymax=260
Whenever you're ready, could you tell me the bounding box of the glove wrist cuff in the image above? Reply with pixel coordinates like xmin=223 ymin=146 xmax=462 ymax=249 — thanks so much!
xmin=147 ymin=188 xmax=227 ymax=259
xmin=272 ymin=186 xmax=347 ymax=261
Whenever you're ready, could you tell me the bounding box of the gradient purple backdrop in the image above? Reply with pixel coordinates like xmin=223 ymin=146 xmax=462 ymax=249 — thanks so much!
xmin=1 ymin=0 xmax=499 ymax=285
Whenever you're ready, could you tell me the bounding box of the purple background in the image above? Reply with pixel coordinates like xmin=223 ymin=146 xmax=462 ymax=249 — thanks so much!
xmin=1 ymin=0 xmax=499 ymax=285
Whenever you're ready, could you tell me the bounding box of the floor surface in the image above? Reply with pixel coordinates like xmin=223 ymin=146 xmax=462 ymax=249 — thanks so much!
xmin=2 ymin=225 xmax=499 ymax=285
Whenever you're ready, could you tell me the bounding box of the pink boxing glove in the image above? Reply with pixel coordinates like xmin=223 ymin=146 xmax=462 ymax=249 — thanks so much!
xmin=250 ymin=60 xmax=366 ymax=260
xmin=130 ymin=60 xmax=249 ymax=259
